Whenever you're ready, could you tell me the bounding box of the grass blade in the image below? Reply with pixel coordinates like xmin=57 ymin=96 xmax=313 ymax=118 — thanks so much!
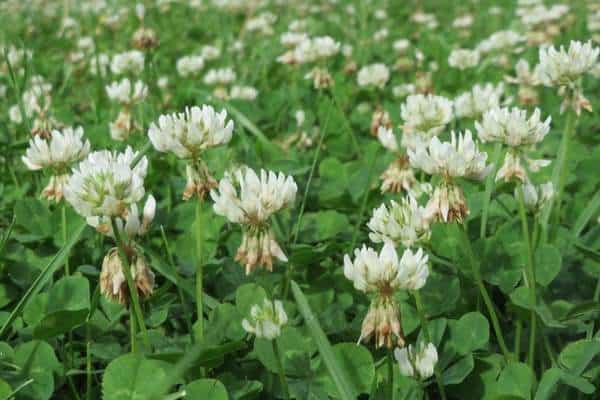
xmin=571 ymin=190 xmax=600 ymax=239
xmin=290 ymin=280 xmax=355 ymax=400
xmin=0 ymin=220 xmax=87 ymax=338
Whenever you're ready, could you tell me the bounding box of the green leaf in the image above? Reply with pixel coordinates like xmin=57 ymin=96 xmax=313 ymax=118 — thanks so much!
xmin=14 ymin=199 xmax=53 ymax=239
xmin=186 ymin=379 xmax=228 ymax=399
xmin=14 ymin=340 xmax=61 ymax=400
xmin=0 ymin=379 xmax=11 ymax=399
xmin=320 ymin=343 xmax=375 ymax=398
xmin=420 ymin=271 xmax=460 ymax=317
xmin=534 ymin=245 xmax=561 ymax=286
xmin=254 ymin=326 xmax=316 ymax=374
xmin=0 ymin=221 xmax=87 ymax=338
xmin=102 ymin=354 xmax=171 ymax=400
xmin=494 ymin=362 xmax=534 ymax=400
xmin=441 ymin=354 xmax=474 ymax=385
xmin=298 ymin=211 xmax=350 ymax=241
xmin=290 ymin=281 xmax=355 ymax=400
xmin=558 ymin=339 xmax=600 ymax=375
xmin=33 ymin=275 xmax=90 ymax=339
xmin=451 ymin=312 xmax=489 ymax=355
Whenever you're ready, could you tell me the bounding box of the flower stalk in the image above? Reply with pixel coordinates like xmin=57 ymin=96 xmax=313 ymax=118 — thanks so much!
xmin=110 ymin=217 xmax=149 ymax=350
xmin=195 ymin=198 xmax=204 ymax=343
xmin=272 ymin=339 xmax=290 ymax=400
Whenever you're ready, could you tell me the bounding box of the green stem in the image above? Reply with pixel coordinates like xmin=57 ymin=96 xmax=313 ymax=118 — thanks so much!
xmin=516 ymin=185 xmax=537 ymax=370
xmin=387 ymin=351 xmax=394 ymax=400
xmin=515 ymin=319 xmax=522 ymax=361
xmin=272 ymin=339 xmax=290 ymax=400
xmin=130 ymin=313 xmax=137 ymax=353
xmin=480 ymin=143 xmax=503 ymax=238
xmin=195 ymin=199 xmax=204 ymax=343
xmin=458 ymin=224 xmax=511 ymax=361
xmin=110 ymin=217 xmax=149 ymax=350
xmin=541 ymin=110 xmax=576 ymax=243
xmin=62 ymin=203 xmax=70 ymax=275
xmin=160 ymin=226 xmax=194 ymax=342
xmin=413 ymin=291 xmax=447 ymax=400
xmin=86 ymin=323 xmax=92 ymax=400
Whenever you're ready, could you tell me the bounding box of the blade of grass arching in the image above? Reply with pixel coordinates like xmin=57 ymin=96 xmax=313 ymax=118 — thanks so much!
xmin=0 ymin=221 xmax=87 ymax=338
xmin=3 ymin=46 xmax=31 ymax=134
xmin=0 ymin=216 xmax=16 ymax=255
xmin=349 ymin=148 xmax=379 ymax=251
xmin=132 ymin=140 xmax=153 ymax=166
xmin=215 ymin=99 xmax=272 ymax=146
xmin=290 ymin=281 xmax=355 ymax=400
xmin=571 ymin=190 xmax=600 ymax=240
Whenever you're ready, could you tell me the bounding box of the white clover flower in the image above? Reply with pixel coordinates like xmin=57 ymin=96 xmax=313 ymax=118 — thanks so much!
xmin=476 ymin=107 xmax=551 ymax=147
xmin=22 ymin=127 xmax=91 ymax=202
xmin=64 ymin=146 xmax=148 ymax=218
xmin=477 ymin=30 xmax=524 ymax=54
xmin=453 ymin=14 xmax=474 ymax=29
xmin=380 ymin=157 xmax=417 ymax=194
xmin=536 ymin=40 xmax=599 ymax=86
xmin=283 ymin=36 xmax=340 ymax=64
xmin=357 ymin=63 xmax=390 ymax=88
xmin=148 ymin=105 xmax=234 ymax=199
xmin=280 ymin=31 xmax=309 ymax=47
xmin=100 ymin=247 xmax=154 ymax=306
xmin=448 ymin=48 xmax=480 ymax=70
xmin=395 ymin=342 xmax=438 ymax=379
xmin=393 ymin=39 xmax=411 ymax=53
xmin=148 ymin=105 xmax=233 ymax=158
xmin=506 ymin=59 xmax=540 ymax=86
xmin=343 ymin=242 xmax=429 ymax=293
xmin=87 ymin=194 xmax=156 ymax=239
xmin=90 ymin=53 xmax=110 ymax=77
xmin=229 ymin=85 xmax=258 ymax=100
xmin=110 ymin=50 xmax=145 ymax=75
xmin=368 ymin=196 xmax=430 ymax=248
xmin=109 ymin=110 xmax=136 ymax=141
xmin=392 ymin=83 xmax=416 ymax=98
xmin=374 ymin=28 xmax=389 ymax=42
xmin=518 ymin=180 xmax=554 ymax=211
xmin=400 ymin=94 xmax=453 ymax=138
xmin=344 ymin=242 xmax=429 ymax=348
xmin=105 ymin=79 xmax=148 ymax=105
xmin=408 ymin=130 xmax=490 ymax=180
xmin=201 ymin=45 xmax=221 ymax=60
xmin=211 ymin=167 xmax=297 ymax=274
xmin=242 ymin=299 xmax=288 ymax=340
xmin=176 ymin=55 xmax=205 ymax=78
xmin=203 ymin=67 xmax=236 ymax=86
xmin=377 ymin=127 xmax=399 ymax=153
xmin=454 ymin=83 xmax=505 ymax=119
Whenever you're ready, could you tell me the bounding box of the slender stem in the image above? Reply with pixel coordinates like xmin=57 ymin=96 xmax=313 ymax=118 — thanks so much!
xmin=130 ymin=313 xmax=137 ymax=353
xmin=160 ymin=226 xmax=194 ymax=342
xmin=195 ymin=199 xmax=204 ymax=343
xmin=516 ymin=185 xmax=537 ymax=370
xmin=62 ymin=202 xmax=70 ymax=275
xmin=86 ymin=323 xmax=92 ymax=400
xmin=458 ymin=224 xmax=511 ymax=361
xmin=413 ymin=291 xmax=447 ymax=400
xmin=541 ymin=110 xmax=576 ymax=243
xmin=272 ymin=339 xmax=290 ymax=400
xmin=480 ymin=143 xmax=503 ymax=238
xmin=386 ymin=351 xmax=394 ymax=400
xmin=110 ymin=218 xmax=149 ymax=349
xmin=515 ymin=319 xmax=522 ymax=361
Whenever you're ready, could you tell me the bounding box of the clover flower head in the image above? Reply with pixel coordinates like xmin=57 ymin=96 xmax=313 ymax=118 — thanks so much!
xmin=401 ymin=94 xmax=453 ymax=137
xmin=408 ymin=130 xmax=490 ymax=180
xmin=64 ymin=146 xmax=148 ymax=218
xmin=455 ymin=83 xmax=506 ymax=119
xmin=537 ymin=40 xmax=599 ymax=87
xmin=110 ymin=50 xmax=145 ymax=75
xmin=368 ymin=197 xmax=430 ymax=248
xmin=105 ymin=78 xmax=148 ymax=105
xmin=148 ymin=105 xmax=234 ymax=159
xmin=176 ymin=55 xmax=205 ymax=78
xmin=395 ymin=342 xmax=438 ymax=379
xmin=357 ymin=63 xmax=390 ymax=88
xmin=475 ymin=107 xmax=551 ymax=147
xmin=203 ymin=67 xmax=237 ymax=86
xmin=242 ymin=299 xmax=288 ymax=340
xmin=448 ymin=48 xmax=480 ymax=70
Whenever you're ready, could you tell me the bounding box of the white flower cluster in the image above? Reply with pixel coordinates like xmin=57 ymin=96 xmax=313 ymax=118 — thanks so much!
xmin=22 ymin=126 xmax=91 ymax=202
xmin=448 ymin=48 xmax=480 ymax=70
xmin=111 ymin=50 xmax=145 ymax=75
xmin=176 ymin=55 xmax=205 ymax=78
xmin=105 ymin=78 xmax=148 ymax=105
xmin=203 ymin=67 xmax=237 ymax=86
xmin=477 ymin=30 xmax=524 ymax=54
xmin=148 ymin=105 xmax=234 ymax=158
xmin=454 ymin=83 xmax=506 ymax=119
xmin=395 ymin=342 xmax=438 ymax=379
xmin=536 ymin=40 xmax=599 ymax=87
xmin=408 ymin=130 xmax=489 ymax=180
xmin=211 ymin=167 xmax=297 ymax=273
xmin=278 ymin=35 xmax=340 ymax=64
xmin=400 ymin=94 xmax=453 ymax=142
xmin=242 ymin=299 xmax=288 ymax=340
xmin=518 ymin=180 xmax=554 ymax=211
xmin=229 ymin=85 xmax=258 ymax=101
xmin=476 ymin=107 xmax=551 ymax=147
xmin=367 ymin=196 xmax=430 ymax=248
xmin=357 ymin=63 xmax=390 ymax=88
xmin=344 ymin=242 xmax=429 ymax=293
xmin=65 ymin=146 xmax=148 ymax=218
